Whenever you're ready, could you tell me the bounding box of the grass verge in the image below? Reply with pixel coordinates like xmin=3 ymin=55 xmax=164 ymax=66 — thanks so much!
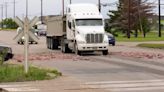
xmin=116 ymin=32 xmax=164 ymax=42
xmin=0 ymin=29 xmax=16 ymax=31
xmin=116 ymin=37 xmax=164 ymax=42
xmin=137 ymin=43 xmax=164 ymax=49
xmin=0 ymin=64 xmax=61 ymax=83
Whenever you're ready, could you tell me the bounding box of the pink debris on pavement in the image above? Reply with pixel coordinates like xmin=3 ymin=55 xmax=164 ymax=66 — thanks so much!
xmin=112 ymin=51 xmax=164 ymax=60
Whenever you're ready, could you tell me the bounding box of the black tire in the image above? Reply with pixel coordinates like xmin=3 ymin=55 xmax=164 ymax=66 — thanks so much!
xmin=52 ymin=39 xmax=59 ymax=50
xmin=75 ymin=43 xmax=81 ymax=55
xmin=21 ymin=41 xmax=24 ymax=45
xmin=62 ymin=44 xmax=70 ymax=53
xmin=35 ymin=42 xmax=38 ymax=44
xmin=112 ymin=42 xmax=115 ymax=46
xmin=102 ymin=50 xmax=108 ymax=55
xmin=50 ymin=38 xmax=53 ymax=49
xmin=30 ymin=41 xmax=33 ymax=44
xmin=47 ymin=37 xmax=50 ymax=49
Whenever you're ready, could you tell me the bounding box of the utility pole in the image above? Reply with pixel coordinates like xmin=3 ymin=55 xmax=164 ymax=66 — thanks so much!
xmin=158 ymin=0 xmax=161 ymax=37
xmin=5 ymin=2 xmax=8 ymax=19
xmin=70 ymin=0 xmax=72 ymax=4
xmin=98 ymin=0 xmax=101 ymax=12
xmin=0 ymin=4 xmax=3 ymax=28
xmin=13 ymin=0 xmax=16 ymax=18
xmin=127 ymin=0 xmax=131 ymax=38
xmin=62 ymin=0 xmax=64 ymax=16
xmin=41 ymin=0 xmax=43 ymax=24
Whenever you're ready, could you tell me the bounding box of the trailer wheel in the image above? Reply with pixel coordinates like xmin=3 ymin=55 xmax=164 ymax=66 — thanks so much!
xmin=47 ymin=37 xmax=50 ymax=49
xmin=50 ymin=38 xmax=53 ymax=49
xmin=62 ymin=44 xmax=70 ymax=53
xmin=52 ymin=39 xmax=59 ymax=49
xmin=46 ymin=37 xmax=49 ymax=49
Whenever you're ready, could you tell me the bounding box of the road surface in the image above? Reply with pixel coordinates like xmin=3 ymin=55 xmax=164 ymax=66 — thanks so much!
xmin=1 ymin=30 xmax=164 ymax=92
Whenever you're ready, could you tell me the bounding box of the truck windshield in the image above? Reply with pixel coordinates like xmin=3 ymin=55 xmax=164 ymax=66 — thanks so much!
xmin=76 ymin=19 xmax=103 ymax=26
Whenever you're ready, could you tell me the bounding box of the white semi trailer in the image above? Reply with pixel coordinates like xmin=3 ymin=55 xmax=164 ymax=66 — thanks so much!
xmin=46 ymin=4 xmax=109 ymax=55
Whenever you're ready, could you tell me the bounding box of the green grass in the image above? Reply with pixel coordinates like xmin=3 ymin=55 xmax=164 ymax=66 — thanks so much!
xmin=116 ymin=32 xmax=164 ymax=42
xmin=137 ymin=43 xmax=164 ymax=49
xmin=0 ymin=28 xmax=16 ymax=31
xmin=0 ymin=64 xmax=61 ymax=83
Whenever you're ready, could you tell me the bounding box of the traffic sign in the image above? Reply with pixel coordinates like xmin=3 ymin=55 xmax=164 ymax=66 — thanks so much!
xmin=14 ymin=16 xmax=24 ymax=28
xmin=13 ymin=17 xmax=39 ymax=43
xmin=13 ymin=16 xmax=39 ymax=73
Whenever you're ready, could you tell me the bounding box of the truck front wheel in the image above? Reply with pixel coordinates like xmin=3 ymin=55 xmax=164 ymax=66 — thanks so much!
xmin=102 ymin=50 xmax=108 ymax=55
xmin=75 ymin=44 xmax=81 ymax=55
xmin=62 ymin=44 xmax=70 ymax=53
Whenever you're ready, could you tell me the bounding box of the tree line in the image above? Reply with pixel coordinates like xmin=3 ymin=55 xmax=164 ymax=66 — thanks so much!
xmin=107 ymin=0 xmax=156 ymax=38
xmin=0 ymin=18 xmax=18 ymax=29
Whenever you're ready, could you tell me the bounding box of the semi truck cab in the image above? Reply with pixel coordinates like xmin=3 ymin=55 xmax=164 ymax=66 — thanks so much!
xmin=46 ymin=4 xmax=108 ymax=55
xmin=66 ymin=4 xmax=108 ymax=55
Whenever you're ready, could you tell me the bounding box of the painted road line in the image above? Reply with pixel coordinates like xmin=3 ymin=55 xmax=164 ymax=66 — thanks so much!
xmin=0 ymin=84 xmax=39 ymax=92
xmin=85 ymin=79 xmax=164 ymax=92
xmin=85 ymin=79 xmax=164 ymax=85
xmin=107 ymin=86 xmax=164 ymax=91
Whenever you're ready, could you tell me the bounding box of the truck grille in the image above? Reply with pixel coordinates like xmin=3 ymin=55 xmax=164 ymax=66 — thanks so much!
xmin=86 ymin=34 xmax=104 ymax=43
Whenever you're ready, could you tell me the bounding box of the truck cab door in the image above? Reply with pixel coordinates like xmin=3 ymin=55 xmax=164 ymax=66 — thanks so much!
xmin=67 ymin=20 xmax=75 ymax=40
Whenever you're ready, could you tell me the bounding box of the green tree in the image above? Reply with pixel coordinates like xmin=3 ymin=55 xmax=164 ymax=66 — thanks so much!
xmin=0 ymin=18 xmax=18 ymax=29
xmin=108 ymin=0 xmax=154 ymax=38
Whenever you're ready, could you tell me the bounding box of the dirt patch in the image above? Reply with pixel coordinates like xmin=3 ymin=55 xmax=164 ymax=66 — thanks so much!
xmin=111 ymin=51 xmax=164 ymax=60
xmin=13 ymin=52 xmax=90 ymax=62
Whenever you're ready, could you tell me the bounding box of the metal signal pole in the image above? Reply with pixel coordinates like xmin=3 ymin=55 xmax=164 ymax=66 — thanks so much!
xmin=24 ymin=0 xmax=29 ymax=73
xmin=158 ymin=0 xmax=161 ymax=37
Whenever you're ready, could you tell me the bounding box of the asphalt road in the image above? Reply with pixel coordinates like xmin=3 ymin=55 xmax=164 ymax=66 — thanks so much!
xmin=33 ymin=55 xmax=164 ymax=92
xmin=1 ymin=31 xmax=164 ymax=92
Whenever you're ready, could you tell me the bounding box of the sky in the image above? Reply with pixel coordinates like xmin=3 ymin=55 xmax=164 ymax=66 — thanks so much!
xmin=0 ymin=0 xmax=164 ymax=19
